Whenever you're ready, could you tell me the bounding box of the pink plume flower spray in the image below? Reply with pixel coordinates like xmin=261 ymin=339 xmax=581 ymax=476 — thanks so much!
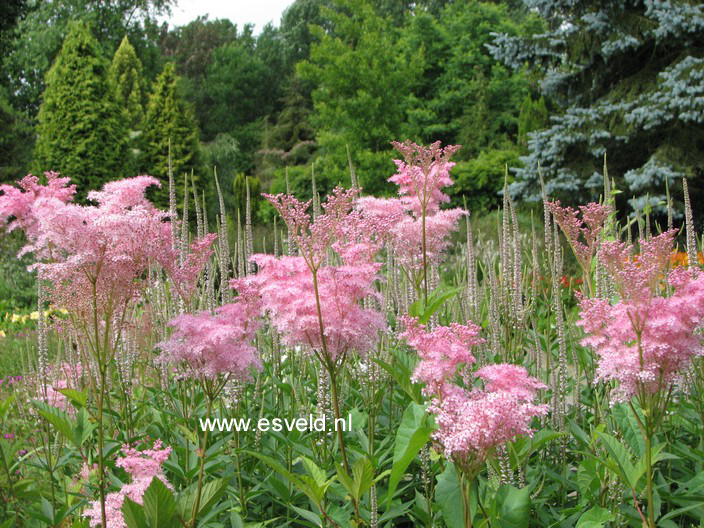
xmin=578 ymin=230 xmax=704 ymax=527
xmin=401 ymin=317 xmax=547 ymax=528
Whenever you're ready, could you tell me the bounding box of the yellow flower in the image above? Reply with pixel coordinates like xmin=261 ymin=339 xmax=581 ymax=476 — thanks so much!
xmin=21 ymin=315 xmax=29 ymax=324
xmin=11 ymin=314 xmax=21 ymax=323
xmin=30 ymin=311 xmax=40 ymax=320
xmin=59 ymin=309 xmax=68 ymax=315
xmin=0 ymin=330 xmax=5 ymax=338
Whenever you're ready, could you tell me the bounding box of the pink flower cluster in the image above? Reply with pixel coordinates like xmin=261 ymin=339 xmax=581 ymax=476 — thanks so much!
xmin=238 ymin=187 xmax=387 ymax=363
xmin=356 ymin=141 xmax=466 ymax=270
xmin=402 ymin=318 xmax=546 ymax=464
xmin=238 ymin=255 xmax=385 ymax=361
xmin=83 ymin=440 xmax=173 ymax=528
xmin=0 ymin=173 xmax=216 ymax=318
xmin=430 ymin=367 xmax=548 ymax=462
xmin=389 ymin=140 xmax=461 ymax=215
xmin=546 ymin=200 xmax=610 ymax=272
xmin=578 ymin=232 xmax=704 ymax=401
xmin=400 ymin=316 xmax=482 ymax=394
xmin=158 ymin=292 xmax=261 ymax=380
xmin=266 ymin=186 xmax=386 ymax=267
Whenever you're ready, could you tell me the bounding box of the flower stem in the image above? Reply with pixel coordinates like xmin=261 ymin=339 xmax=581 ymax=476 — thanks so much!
xmin=191 ymin=394 xmax=212 ymax=528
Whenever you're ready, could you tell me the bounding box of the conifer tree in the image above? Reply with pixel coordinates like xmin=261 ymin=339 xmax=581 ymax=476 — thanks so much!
xmin=110 ymin=36 xmax=146 ymax=176
xmin=490 ymin=0 xmax=704 ymax=212
xmin=33 ymin=21 xmax=128 ymax=196
xmin=110 ymin=36 xmax=146 ymax=131
xmin=141 ymin=62 xmax=202 ymax=206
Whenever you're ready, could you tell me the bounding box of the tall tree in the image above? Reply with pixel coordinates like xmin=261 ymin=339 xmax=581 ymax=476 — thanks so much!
xmin=33 ymin=21 xmax=128 ymax=195
xmin=0 ymin=86 xmax=32 ymax=183
xmin=298 ymin=0 xmax=420 ymax=193
xmin=2 ymin=0 xmax=171 ymax=118
xmin=491 ymin=0 xmax=704 ymax=213
xmin=141 ymin=62 xmax=202 ymax=205
xmin=110 ymin=35 xmax=146 ymax=131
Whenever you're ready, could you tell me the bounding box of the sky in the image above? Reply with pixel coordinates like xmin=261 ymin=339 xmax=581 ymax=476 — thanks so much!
xmin=158 ymin=0 xmax=295 ymax=33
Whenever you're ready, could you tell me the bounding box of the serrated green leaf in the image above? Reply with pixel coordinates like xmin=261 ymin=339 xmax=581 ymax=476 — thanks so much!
xmin=142 ymin=476 xmax=177 ymax=528
xmin=576 ymin=505 xmax=615 ymax=527
xmin=122 ymin=497 xmax=148 ymax=528
xmin=386 ymin=402 xmax=434 ymax=506
xmin=493 ymin=484 xmax=531 ymax=528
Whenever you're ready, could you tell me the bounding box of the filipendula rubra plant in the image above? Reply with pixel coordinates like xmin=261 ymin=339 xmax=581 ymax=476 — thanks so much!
xmin=83 ymin=440 xmax=173 ymax=528
xmin=357 ymin=141 xmax=465 ymax=304
xmin=236 ymin=186 xmax=386 ymax=524
xmin=157 ymin=286 xmax=261 ymax=528
xmin=578 ymin=230 xmax=704 ymax=527
xmin=546 ymin=200 xmax=611 ymax=299
xmin=0 ymin=172 xmax=215 ymax=527
xmin=401 ymin=316 xmax=547 ymax=528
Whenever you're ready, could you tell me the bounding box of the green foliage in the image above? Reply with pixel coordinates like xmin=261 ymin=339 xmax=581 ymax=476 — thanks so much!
xmin=33 ymin=21 xmax=128 ymax=197
xmin=2 ymin=0 xmax=170 ymax=118
xmin=141 ymin=62 xmax=202 ymax=206
xmin=450 ymin=148 xmax=522 ymax=214
xmin=298 ymin=0 xmax=420 ymax=175
xmin=110 ymin=36 xmax=146 ymax=131
xmin=517 ymin=95 xmax=548 ymax=147
xmin=404 ymin=1 xmax=541 ymax=157
xmin=0 ymin=85 xmax=32 ymax=183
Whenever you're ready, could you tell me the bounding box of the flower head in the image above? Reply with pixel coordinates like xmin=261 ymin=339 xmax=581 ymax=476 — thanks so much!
xmin=401 ymin=315 xmax=482 ymax=395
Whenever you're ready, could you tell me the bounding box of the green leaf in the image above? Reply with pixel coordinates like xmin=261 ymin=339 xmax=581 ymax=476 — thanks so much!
xmin=435 ymin=462 xmax=464 ymax=528
xmin=410 ymin=287 xmax=460 ymax=324
xmin=493 ymin=484 xmax=531 ymax=528
xmin=386 ymin=402 xmax=434 ymax=506
xmin=337 ymin=458 xmax=376 ymax=503
xmin=56 ymin=387 xmax=88 ymax=408
xmin=596 ymin=432 xmax=636 ymax=490
xmin=142 ymin=477 xmax=177 ymax=528
xmin=73 ymin=408 xmax=96 ymax=447
xmin=193 ymin=478 xmax=229 ymax=518
xmin=31 ymin=400 xmax=75 ymax=442
xmin=122 ymin=497 xmax=148 ymax=528
xmin=290 ymin=505 xmax=323 ymax=527
xmin=0 ymin=394 xmax=16 ymax=422
xmin=575 ymin=505 xmax=615 ymax=528
xmin=245 ymin=451 xmax=332 ymax=510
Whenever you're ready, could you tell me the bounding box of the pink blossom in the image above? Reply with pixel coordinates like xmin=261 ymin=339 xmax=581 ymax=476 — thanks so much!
xmin=401 ymin=316 xmax=482 ymax=395
xmin=264 ymin=186 xmax=382 ymax=267
xmin=0 ymin=173 xmax=216 ymax=355
xmin=389 ymin=140 xmax=461 ymax=215
xmin=236 ymin=255 xmax=385 ymax=362
xmin=598 ymin=230 xmax=677 ymax=303
xmin=476 ymin=364 xmax=546 ymax=401
xmin=158 ymin=295 xmax=260 ymax=380
xmin=356 ymin=196 xmax=465 ymax=271
xmin=546 ymin=201 xmax=610 ymax=273
xmin=429 ymin=368 xmax=547 ymax=464
xmin=578 ymin=264 xmax=704 ymax=402
xmin=83 ymin=440 xmax=173 ymax=528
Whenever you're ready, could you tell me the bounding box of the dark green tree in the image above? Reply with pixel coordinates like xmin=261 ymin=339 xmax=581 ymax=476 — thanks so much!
xmin=298 ymin=0 xmax=420 ymax=193
xmin=110 ymin=35 xmax=146 ymax=130
xmin=0 ymin=86 xmax=32 ymax=183
xmin=33 ymin=21 xmax=129 ymax=195
xmin=404 ymin=2 xmax=542 ymax=158
xmin=491 ymin=0 xmax=704 ymax=213
xmin=517 ymin=94 xmax=548 ymax=148
xmin=141 ymin=62 xmax=202 ymax=205
xmin=200 ymin=39 xmax=279 ymax=172
xmin=3 ymin=0 xmax=171 ymax=118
